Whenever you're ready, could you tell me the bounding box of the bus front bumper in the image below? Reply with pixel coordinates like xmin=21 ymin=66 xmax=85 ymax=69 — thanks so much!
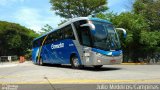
xmin=83 ymin=52 xmax=123 ymax=65
xmin=93 ymin=55 xmax=122 ymax=65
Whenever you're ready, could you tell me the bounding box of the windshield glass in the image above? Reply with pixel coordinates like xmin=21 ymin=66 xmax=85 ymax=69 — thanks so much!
xmin=91 ymin=21 xmax=121 ymax=51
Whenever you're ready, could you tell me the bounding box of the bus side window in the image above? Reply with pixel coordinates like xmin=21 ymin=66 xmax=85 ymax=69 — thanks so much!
xmin=59 ymin=29 xmax=63 ymax=40
xmin=81 ymin=27 xmax=91 ymax=46
xmin=54 ymin=31 xmax=58 ymax=42
xmin=67 ymin=25 xmax=75 ymax=40
xmin=33 ymin=40 xmax=38 ymax=48
xmin=56 ymin=29 xmax=62 ymax=40
xmin=62 ymin=25 xmax=75 ymax=40
xmin=45 ymin=32 xmax=54 ymax=44
xmin=48 ymin=34 xmax=52 ymax=44
xmin=51 ymin=32 xmax=56 ymax=43
xmin=38 ymin=38 xmax=42 ymax=46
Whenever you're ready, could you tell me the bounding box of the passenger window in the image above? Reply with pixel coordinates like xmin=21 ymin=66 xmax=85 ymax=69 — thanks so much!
xmin=63 ymin=25 xmax=75 ymax=40
xmin=81 ymin=27 xmax=91 ymax=46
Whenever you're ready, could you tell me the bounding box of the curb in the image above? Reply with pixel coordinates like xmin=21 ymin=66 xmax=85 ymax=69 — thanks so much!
xmin=121 ymin=63 xmax=147 ymax=65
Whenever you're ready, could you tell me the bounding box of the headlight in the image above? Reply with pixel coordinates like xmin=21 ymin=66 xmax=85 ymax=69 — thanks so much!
xmin=97 ymin=53 xmax=102 ymax=57
xmin=84 ymin=53 xmax=90 ymax=56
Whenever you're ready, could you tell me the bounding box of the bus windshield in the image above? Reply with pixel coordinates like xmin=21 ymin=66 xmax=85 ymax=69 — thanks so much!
xmin=91 ymin=21 xmax=121 ymax=51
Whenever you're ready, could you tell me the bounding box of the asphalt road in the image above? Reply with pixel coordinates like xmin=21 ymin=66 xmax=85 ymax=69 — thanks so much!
xmin=0 ymin=61 xmax=160 ymax=90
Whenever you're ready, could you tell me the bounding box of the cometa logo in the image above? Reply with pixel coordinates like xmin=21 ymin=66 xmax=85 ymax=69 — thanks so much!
xmin=51 ymin=43 xmax=64 ymax=49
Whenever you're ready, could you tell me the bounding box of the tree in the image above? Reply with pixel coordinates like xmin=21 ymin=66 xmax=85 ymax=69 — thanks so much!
xmin=40 ymin=24 xmax=53 ymax=34
xmin=140 ymin=31 xmax=160 ymax=57
xmin=0 ymin=21 xmax=39 ymax=56
xmin=132 ymin=0 xmax=160 ymax=61
xmin=133 ymin=0 xmax=160 ymax=31
xmin=96 ymin=12 xmax=116 ymax=21
xmin=50 ymin=0 xmax=108 ymax=18
xmin=58 ymin=20 xmax=67 ymax=26
xmin=112 ymin=13 xmax=150 ymax=62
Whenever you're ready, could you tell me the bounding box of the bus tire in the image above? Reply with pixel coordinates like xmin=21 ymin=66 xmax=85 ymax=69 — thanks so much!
xmin=71 ymin=55 xmax=81 ymax=69
xmin=94 ymin=65 xmax=103 ymax=69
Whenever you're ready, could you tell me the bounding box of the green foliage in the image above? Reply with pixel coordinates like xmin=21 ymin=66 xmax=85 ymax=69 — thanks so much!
xmin=50 ymin=0 xmax=108 ymax=18
xmin=58 ymin=20 xmax=67 ymax=26
xmin=111 ymin=13 xmax=148 ymax=31
xmin=0 ymin=21 xmax=39 ymax=56
xmin=96 ymin=12 xmax=116 ymax=21
xmin=40 ymin=24 xmax=53 ymax=35
xmin=112 ymin=13 xmax=150 ymax=62
xmin=140 ymin=31 xmax=160 ymax=48
xmin=133 ymin=0 xmax=160 ymax=31
xmin=25 ymin=49 xmax=32 ymax=60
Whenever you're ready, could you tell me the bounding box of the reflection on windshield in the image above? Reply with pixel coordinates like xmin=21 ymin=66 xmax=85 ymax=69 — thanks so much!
xmin=92 ymin=21 xmax=121 ymax=51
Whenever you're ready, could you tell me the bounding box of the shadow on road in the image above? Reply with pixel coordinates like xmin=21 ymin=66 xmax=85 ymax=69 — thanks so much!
xmin=82 ymin=67 xmax=121 ymax=72
xmin=41 ymin=64 xmax=121 ymax=72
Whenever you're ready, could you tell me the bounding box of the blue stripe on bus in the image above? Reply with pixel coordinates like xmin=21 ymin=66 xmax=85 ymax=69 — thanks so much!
xmin=92 ymin=48 xmax=122 ymax=56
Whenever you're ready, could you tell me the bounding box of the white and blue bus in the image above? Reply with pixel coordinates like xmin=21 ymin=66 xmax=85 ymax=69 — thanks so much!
xmin=32 ymin=17 xmax=126 ymax=69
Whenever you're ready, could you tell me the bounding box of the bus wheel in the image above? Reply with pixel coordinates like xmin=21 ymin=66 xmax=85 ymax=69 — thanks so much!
xmin=94 ymin=65 xmax=103 ymax=69
xmin=71 ymin=55 xmax=81 ymax=69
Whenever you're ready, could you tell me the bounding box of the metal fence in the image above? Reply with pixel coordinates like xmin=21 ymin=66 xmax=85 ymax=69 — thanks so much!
xmin=0 ymin=56 xmax=18 ymax=62
xmin=123 ymin=53 xmax=160 ymax=64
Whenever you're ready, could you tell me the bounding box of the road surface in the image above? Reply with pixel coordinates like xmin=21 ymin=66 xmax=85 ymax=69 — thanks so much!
xmin=0 ymin=61 xmax=160 ymax=90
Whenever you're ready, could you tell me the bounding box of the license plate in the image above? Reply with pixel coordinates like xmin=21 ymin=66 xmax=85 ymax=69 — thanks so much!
xmin=110 ymin=60 xmax=116 ymax=63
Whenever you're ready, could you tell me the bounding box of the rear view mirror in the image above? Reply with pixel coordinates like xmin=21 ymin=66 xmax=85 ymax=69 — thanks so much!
xmin=80 ymin=23 xmax=95 ymax=31
xmin=116 ymin=28 xmax=127 ymax=38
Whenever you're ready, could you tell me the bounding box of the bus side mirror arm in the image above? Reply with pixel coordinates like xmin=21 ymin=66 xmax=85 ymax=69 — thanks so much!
xmin=80 ymin=23 xmax=95 ymax=31
xmin=116 ymin=28 xmax=127 ymax=38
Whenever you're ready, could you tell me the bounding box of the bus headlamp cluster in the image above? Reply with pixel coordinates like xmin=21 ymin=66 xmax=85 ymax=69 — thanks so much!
xmin=84 ymin=53 xmax=90 ymax=57
xmin=96 ymin=53 xmax=102 ymax=57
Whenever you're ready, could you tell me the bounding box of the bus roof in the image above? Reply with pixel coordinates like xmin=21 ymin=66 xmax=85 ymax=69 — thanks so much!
xmin=33 ymin=17 xmax=112 ymax=41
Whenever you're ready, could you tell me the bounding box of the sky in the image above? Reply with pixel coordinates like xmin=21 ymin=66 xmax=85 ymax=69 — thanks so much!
xmin=0 ymin=0 xmax=134 ymax=32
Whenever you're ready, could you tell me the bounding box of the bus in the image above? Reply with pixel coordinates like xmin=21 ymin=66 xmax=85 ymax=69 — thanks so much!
xmin=32 ymin=17 xmax=126 ymax=69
